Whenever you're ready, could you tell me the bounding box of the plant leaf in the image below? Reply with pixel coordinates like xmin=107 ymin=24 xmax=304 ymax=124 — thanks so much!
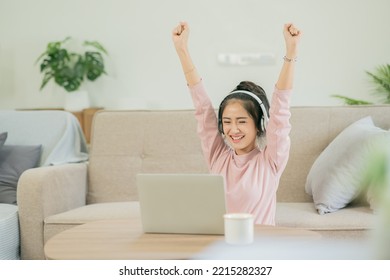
xmin=366 ymin=64 xmax=390 ymax=103
xmin=331 ymin=95 xmax=373 ymax=105
xmin=83 ymin=41 xmax=108 ymax=55
xmin=84 ymin=52 xmax=105 ymax=81
xmin=40 ymin=71 xmax=54 ymax=90
xmin=54 ymin=65 xmax=84 ymax=92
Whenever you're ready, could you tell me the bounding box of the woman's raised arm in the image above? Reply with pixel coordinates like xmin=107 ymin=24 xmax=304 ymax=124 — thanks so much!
xmin=275 ymin=23 xmax=302 ymax=90
xmin=172 ymin=22 xmax=201 ymax=86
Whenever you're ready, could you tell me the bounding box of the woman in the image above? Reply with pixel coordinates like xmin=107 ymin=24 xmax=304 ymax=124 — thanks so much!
xmin=172 ymin=22 xmax=301 ymax=225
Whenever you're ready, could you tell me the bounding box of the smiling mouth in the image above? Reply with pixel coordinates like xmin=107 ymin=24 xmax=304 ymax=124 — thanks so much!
xmin=230 ymin=135 xmax=244 ymax=143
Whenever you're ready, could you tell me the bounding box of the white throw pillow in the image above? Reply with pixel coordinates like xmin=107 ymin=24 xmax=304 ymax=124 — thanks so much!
xmin=305 ymin=116 xmax=386 ymax=215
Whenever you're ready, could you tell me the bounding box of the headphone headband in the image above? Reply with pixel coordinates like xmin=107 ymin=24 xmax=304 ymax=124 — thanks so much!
xmin=230 ymin=90 xmax=264 ymax=106
xmin=230 ymin=90 xmax=269 ymax=131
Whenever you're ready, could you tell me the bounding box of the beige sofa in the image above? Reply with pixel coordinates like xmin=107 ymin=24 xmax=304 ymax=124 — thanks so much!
xmin=17 ymin=106 xmax=390 ymax=259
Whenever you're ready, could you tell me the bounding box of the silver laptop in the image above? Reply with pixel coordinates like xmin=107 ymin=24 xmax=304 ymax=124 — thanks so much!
xmin=136 ymin=173 xmax=226 ymax=235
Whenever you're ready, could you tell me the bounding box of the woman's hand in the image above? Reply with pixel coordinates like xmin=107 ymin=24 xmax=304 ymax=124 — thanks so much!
xmin=172 ymin=21 xmax=190 ymax=53
xmin=283 ymin=23 xmax=302 ymax=59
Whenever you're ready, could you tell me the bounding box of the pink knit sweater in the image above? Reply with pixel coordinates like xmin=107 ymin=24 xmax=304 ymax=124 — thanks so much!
xmin=189 ymin=80 xmax=292 ymax=225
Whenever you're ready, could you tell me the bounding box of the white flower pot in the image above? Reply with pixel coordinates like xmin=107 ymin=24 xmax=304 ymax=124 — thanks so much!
xmin=64 ymin=90 xmax=90 ymax=112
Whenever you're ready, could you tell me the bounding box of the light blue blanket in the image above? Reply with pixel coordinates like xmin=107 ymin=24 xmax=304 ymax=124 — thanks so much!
xmin=0 ymin=110 xmax=88 ymax=166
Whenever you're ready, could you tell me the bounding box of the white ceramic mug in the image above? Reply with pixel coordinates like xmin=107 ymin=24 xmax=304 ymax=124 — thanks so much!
xmin=224 ymin=213 xmax=254 ymax=245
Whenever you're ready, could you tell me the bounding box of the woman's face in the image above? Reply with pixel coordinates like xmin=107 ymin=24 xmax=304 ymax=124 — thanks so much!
xmin=221 ymin=100 xmax=258 ymax=155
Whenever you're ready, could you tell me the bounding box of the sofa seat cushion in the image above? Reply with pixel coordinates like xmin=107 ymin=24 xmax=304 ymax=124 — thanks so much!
xmin=0 ymin=203 xmax=20 ymax=259
xmin=44 ymin=202 xmax=140 ymax=243
xmin=276 ymin=202 xmax=375 ymax=230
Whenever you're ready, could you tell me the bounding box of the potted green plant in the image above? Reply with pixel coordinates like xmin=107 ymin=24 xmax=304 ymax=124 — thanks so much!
xmin=36 ymin=37 xmax=108 ymax=111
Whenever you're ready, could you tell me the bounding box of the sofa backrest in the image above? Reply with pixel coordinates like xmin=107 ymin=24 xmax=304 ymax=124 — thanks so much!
xmin=87 ymin=110 xmax=208 ymax=204
xmin=87 ymin=106 xmax=390 ymax=204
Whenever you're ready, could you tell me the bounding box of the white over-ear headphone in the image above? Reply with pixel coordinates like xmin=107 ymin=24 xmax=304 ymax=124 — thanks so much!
xmin=230 ymin=90 xmax=269 ymax=132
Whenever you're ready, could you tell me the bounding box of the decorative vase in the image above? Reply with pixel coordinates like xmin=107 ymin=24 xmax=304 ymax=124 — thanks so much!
xmin=64 ymin=90 xmax=90 ymax=112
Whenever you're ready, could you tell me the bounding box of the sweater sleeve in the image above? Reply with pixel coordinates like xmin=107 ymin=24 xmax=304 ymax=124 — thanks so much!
xmin=188 ymin=81 xmax=227 ymax=170
xmin=264 ymin=87 xmax=292 ymax=174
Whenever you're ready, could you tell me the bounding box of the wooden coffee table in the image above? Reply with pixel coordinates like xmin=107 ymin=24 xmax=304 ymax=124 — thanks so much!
xmin=44 ymin=218 xmax=321 ymax=260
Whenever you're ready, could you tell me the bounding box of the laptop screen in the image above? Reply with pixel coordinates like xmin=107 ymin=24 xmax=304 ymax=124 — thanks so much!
xmin=136 ymin=173 xmax=226 ymax=235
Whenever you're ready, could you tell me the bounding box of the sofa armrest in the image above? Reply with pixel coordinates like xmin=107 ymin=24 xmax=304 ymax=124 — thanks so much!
xmin=17 ymin=163 xmax=88 ymax=259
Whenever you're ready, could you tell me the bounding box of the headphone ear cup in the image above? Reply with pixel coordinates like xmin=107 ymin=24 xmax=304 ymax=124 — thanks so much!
xmin=217 ymin=107 xmax=224 ymax=134
xmin=260 ymin=117 xmax=264 ymax=133
xmin=218 ymin=119 xmax=223 ymax=134
xmin=258 ymin=103 xmax=269 ymax=133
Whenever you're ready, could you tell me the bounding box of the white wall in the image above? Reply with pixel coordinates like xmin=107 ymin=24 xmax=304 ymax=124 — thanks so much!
xmin=0 ymin=0 xmax=389 ymax=110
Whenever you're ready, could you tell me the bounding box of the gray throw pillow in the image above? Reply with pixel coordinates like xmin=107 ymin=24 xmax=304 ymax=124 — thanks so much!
xmin=0 ymin=132 xmax=7 ymax=148
xmin=0 ymin=145 xmax=42 ymax=204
